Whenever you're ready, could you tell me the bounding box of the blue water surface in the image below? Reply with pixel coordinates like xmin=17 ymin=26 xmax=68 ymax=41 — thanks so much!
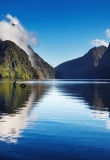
xmin=0 ymin=80 xmax=110 ymax=160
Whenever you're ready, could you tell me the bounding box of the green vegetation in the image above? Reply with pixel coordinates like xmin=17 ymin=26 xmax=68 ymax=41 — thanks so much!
xmin=0 ymin=82 xmax=31 ymax=113
xmin=0 ymin=82 xmax=49 ymax=114
xmin=0 ymin=40 xmax=55 ymax=79
xmin=0 ymin=40 xmax=39 ymax=79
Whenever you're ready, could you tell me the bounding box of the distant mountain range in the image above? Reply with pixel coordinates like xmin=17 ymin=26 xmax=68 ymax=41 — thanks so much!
xmin=55 ymin=44 xmax=110 ymax=79
xmin=1 ymin=39 xmax=110 ymax=80
xmin=0 ymin=40 xmax=55 ymax=79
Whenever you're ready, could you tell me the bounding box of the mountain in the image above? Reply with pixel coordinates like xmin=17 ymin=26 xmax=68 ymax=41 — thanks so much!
xmin=0 ymin=40 xmax=39 ymax=79
xmin=0 ymin=40 xmax=55 ymax=79
xmin=55 ymin=46 xmax=107 ymax=79
xmin=54 ymin=70 xmax=63 ymax=79
xmin=28 ymin=46 xmax=55 ymax=79
xmin=98 ymin=43 xmax=110 ymax=78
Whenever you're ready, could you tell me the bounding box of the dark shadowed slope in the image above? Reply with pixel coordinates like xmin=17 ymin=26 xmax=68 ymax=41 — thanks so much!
xmin=98 ymin=43 xmax=110 ymax=78
xmin=56 ymin=46 xmax=107 ymax=79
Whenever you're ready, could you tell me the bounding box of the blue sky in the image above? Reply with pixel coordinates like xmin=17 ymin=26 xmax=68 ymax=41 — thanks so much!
xmin=0 ymin=0 xmax=110 ymax=67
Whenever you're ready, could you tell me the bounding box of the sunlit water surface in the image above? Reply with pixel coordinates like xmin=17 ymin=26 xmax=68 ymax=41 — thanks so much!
xmin=0 ymin=80 xmax=110 ymax=159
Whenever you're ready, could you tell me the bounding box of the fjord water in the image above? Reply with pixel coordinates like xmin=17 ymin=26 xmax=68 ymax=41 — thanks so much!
xmin=0 ymin=80 xmax=110 ymax=160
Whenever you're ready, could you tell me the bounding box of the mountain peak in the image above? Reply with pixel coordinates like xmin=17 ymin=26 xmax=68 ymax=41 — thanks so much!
xmin=56 ymin=45 xmax=107 ymax=79
xmin=0 ymin=40 xmax=55 ymax=79
xmin=28 ymin=45 xmax=55 ymax=79
xmin=0 ymin=40 xmax=39 ymax=79
xmin=84 ymin=46 xmax=107 ymax=56
xmin=107 ymin=42 xmax=110 ymax=51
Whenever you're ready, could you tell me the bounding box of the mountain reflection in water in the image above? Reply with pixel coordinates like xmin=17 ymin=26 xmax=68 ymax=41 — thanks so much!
xmin=57 ymin=82 xmax=110 ymax=111
xmin=0 ymin=80 xmax=110 ymax=159
xmin=0 ymin=82 xmax=49 ymax=143
xmin=56 ymin=80 xmax=110 ymax=129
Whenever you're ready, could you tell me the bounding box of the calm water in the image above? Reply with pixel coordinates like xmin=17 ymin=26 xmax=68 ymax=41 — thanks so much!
xmin=0 ymin=80 xmax=110 ymax=160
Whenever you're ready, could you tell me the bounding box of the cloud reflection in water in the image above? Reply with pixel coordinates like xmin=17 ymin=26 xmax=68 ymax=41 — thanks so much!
xmin=0 ymin=82 xmax=49 ymax=143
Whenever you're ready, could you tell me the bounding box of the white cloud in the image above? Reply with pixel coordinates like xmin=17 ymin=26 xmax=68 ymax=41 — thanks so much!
xmin=0 ymin=14 xmax=38 ymax=65
xmin=106 ymin=29 xmax=110 ymax=38
xmin=91 ymin=39 xmax=109 ymax=47
xmin=6 ymin=14 xmax=22 ymax=29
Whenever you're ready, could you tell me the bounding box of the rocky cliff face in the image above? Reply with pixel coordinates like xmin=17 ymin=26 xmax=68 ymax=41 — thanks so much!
xmin=55 ymin=46 xmax=107 ymax=79
xmin=28 ymin=46 xmax=55 ymax=79
xmin=0 ymin=40 xmax=55 ymax=79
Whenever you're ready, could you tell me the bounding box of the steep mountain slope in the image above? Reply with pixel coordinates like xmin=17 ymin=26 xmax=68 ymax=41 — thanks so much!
xmin=0 ymin=40 xmax=39 ymax=79
xmin=28 ymin=46 xmax=55 ymax=79
xmin=56 ymin=46 xmax=107 ymax=79
xmin=0 ymin=40 xmax=55 ymax=79
xmin=98 ymin=43 xmax=110 ymax=78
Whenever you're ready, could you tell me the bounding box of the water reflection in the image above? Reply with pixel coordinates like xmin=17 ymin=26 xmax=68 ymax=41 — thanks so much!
xmin=1 ymin=80 xmax=110 ymax=160
xmin=57 ymin=82 xmax=110 ymax=111
xmin=1 ymin=80 xmax=110 ymax=143
xmin=0 ymin=82 xmax=49 ymax=143
xmin=57 ymin=82 xmax=110 ymax=129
